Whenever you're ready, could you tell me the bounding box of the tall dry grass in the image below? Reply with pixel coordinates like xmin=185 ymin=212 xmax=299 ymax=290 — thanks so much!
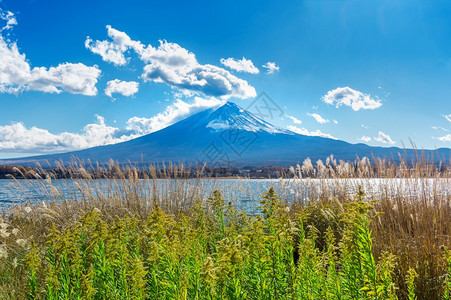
xmin=285 ymin=155 xmax=451 ymax=299
xmin=0 ymin=154 xmax=449 ymax=299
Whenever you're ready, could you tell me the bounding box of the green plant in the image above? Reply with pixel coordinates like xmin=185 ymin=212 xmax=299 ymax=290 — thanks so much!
xmin=1 ymin=156 xmax=449 ymax=299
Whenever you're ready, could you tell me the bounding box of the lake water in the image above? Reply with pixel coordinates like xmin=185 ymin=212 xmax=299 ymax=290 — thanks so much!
xmin=0 ymin=178 xmax=449 ymax=213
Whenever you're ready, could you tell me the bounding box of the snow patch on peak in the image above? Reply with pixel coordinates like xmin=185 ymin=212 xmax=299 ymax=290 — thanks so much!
xmin=206 ymin=120 xmax=231 ymax=131
xmin=204 ymin=102 xmax=293 ymax=135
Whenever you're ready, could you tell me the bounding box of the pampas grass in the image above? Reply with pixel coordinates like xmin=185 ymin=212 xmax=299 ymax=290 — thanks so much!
xmin=0 ymin=154 xmax=449 ymax=299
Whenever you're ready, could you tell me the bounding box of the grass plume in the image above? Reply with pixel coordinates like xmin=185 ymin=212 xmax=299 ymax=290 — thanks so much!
xmin=0 ymin=155 xmax=449 ymax=299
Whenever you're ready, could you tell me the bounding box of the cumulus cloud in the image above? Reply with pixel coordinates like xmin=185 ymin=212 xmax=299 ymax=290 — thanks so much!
xmin=86 ymin=26 xmax=256 ymax=99
xmin=438 ymin=134 xmax=451 ymax=142
xmin=27 ymin=63 xmax=101 ymax=95
xmin=126 ymin=97 xmax=224 ymax=135
xmin=374 ymin=131 xmax=395 ymax=145
xmin=307 ymin=113 xmax=329 ymax=124
xmin=220 ymin=57 xmax=259 ymax=74
xmin=85 ymin=25 xmax=142 ymax=66
xmin=0 ymin=10 xmax=101 ymax=96
xmin=360 ymin=136 xmax=371 ymax=142
xmin=0 ymin=8 xmax=17 ymax=31
xmin=262 ymin=62 xmax=279 ymax=74
xmin=287 ymin=125 xmax=336 ymax=139
xmin=0 ymin=96 xmax=225 ymax=154
xmin=105 ymin=79 xmax=139 ymax=97
xmin=0 ymin=115 xmax=135 ymax=153
xmin=322 ymin=87 xmax=382 ymax=111
xmin=443 ymin=114 xmax=451 ymax=123
xmin=141 ymin=56 xmax=256 ymax=99
xmin=286 ymin=115 xmax=302 ymax=125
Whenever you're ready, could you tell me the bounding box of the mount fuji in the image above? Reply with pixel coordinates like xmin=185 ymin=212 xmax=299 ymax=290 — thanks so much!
xmin=1 ymin=102 xmax=450 ymax=167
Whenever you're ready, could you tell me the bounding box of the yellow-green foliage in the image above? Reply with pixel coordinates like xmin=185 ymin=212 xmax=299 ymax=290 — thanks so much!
xmin=443 ymin=247 xmax=451 ymax=300
xmin=0 ymin=187 xmax=429 ymax=299
xmin=1 ymin=157 xmax=450 ymax=299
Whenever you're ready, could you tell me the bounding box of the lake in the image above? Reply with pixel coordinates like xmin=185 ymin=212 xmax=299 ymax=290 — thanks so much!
xmin=0 ymin=178 xmax=449 ymax=213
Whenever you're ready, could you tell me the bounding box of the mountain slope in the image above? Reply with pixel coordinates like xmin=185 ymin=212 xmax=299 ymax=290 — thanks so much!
xmin=1 ymin=102 xmax=449 ymax=167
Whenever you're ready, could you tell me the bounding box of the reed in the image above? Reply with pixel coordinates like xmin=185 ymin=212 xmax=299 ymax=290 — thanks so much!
xmin=0 ymin=154 xmax=449 ymax=299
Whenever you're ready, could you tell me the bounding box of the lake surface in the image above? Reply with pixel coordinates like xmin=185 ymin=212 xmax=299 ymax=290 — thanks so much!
xmin=0 ymin=178 xmax=449 ymax=213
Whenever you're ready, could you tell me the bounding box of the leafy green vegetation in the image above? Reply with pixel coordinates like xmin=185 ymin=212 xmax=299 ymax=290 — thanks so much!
xmin=0 ymin=188 xmax=411 ymax=299
xmin=0 ymin=157 xmax=449 ymax=299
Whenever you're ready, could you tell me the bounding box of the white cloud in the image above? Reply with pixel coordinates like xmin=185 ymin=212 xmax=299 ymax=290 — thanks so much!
xmin=0 ymin=115 xmax=135 ymax=152
xmin=361 ymin=124 xmax=369 ymax=129
xmin=0 ymin=11 xmax=101 ymax=96
xmin=0 ymin=96 xmax=226 ymax=154
xmin=0 ymin=9 xmax=17 ymax=31
xmin=360 ymin=136 xmax=371 ymax=142
xmin=262 ymin=62 xmax=279 ymax=74
xmin=438 ymin=134 xmax=451 ymax=142
xmin=141 ymin=57 xmax=256 ymax=99
xmin=287 ymin=125 xmax=336 ymax=139
xmin=443 ymin=114 xmax=451 ymax=123
xmin=220 ymin=57 xmax=259 ymax=74
xmin=126 ymin=97 xmax=224 ymax=135
xmin=322 ymin=87 xmax=382 ymax=111
xmin=307 ymin=113 xmax=329 ymax=124
xmin=105 ymin=79 xmax=139 ymax=97
xmin=431 ymin=126 xmax=448 ymax=132
xmin=86 ymin=26 xmax=256 ymax=99
xmin=333 ymin=119 xmax=338 ymax=124
xmin=27 ymin=63 xmax=101 ymax=96
xmin=286 ymin=115 xmax=302 ymax=124
xmin=85 ymin=25 xmax=142 ymax=66
xmin=374 ymin=131 xmax=395 ymax=145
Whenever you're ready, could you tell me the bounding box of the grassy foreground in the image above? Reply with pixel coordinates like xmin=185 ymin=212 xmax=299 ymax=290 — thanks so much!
xmin=0 ymin=157 xmax=450 ymax=299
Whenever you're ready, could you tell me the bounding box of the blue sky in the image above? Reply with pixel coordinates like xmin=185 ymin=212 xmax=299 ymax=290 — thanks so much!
xmin=0 ymin=0 xmax=450 ymax=159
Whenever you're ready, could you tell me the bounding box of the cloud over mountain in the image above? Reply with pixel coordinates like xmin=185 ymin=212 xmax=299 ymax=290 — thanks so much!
xmin=360 ymin=136 xmax=371 ymax=142
xmin=287 ymin=115 xmax=302 ymax=124
xmin=374 ymin=131 xmax=395 ymax=144
xmin=438 ymin=134 xmax=451 ymax=142
xmin=86 ymin=26 xmax=257 ymax=99
xmin=126 ymin=97 xmax=224 ymax=135
xmin=287 ymin=125 xmax=336 ymax=139
xmin=307 ymin=113 xmax=329 ymax=124
xmin=0 ymin=115 xmax=135 ymax=153
xmin=0 ymin=96 xmax=225 ymax=153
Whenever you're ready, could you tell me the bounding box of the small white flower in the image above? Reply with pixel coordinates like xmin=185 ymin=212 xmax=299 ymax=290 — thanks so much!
xmin=24 ymin=207 xmax=32 ymax=214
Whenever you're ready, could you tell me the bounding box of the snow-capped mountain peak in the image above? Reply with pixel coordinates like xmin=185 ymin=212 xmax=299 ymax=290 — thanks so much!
xmin=203 ymin=102 xmax=292 ymax=134
xmin=1 ymin=100 xmax=449 ymax=167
